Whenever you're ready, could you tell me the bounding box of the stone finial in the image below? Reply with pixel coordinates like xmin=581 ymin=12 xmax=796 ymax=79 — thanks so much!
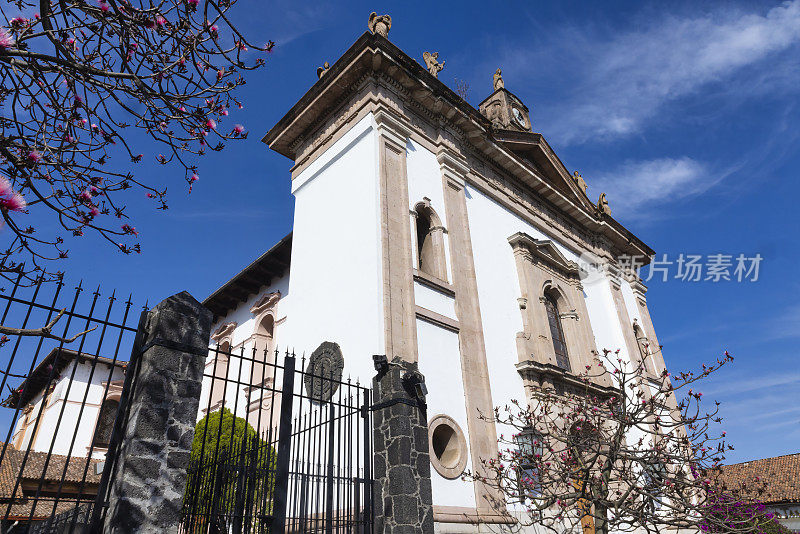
xmin=572 ymin=170 xmax=588 ymax=193
xmin=493 ymin=67 xmax=504 ymax=90
xmin=317 ymin=61 xmax=330 ymax=79
xmin=368 ymin=12 xmax=391 ymax=38
xmin=598 ymin=192 xmax=611 ymax=215
xmin=422 ymin=51 xmax=445 ymax=78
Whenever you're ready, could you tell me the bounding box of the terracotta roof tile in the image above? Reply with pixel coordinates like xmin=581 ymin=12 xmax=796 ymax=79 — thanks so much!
xmin=0 ymin=444 xmax=102 ymax=509
xmin=715 ymin=453 xmax=800 ymax=504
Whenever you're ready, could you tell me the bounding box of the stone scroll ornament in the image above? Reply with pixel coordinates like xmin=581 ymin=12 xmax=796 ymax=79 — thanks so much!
xmin=303 ymin=341 xmax=345 ymax=403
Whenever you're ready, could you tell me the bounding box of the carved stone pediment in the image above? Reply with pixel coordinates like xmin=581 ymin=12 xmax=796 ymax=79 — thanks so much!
xmin=508 ymin=232 xmax=579 ymax=277
xmin=211 ymin=322 xmax=237 ymax=342
xmin=250 ymin=291 xmax=281 ymax=316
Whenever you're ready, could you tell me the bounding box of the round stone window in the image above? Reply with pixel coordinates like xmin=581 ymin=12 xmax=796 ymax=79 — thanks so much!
xmin=428 ymin=414 xmax=468 ymax=479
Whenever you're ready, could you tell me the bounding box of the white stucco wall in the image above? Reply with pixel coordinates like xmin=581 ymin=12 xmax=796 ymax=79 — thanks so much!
xmin=11 ymin=359 xmax=124 ymax=459
xmin=416 ymin=320 xmax=476 ymax=509
xmin=280 ymin=113 xmax=384 ymax=386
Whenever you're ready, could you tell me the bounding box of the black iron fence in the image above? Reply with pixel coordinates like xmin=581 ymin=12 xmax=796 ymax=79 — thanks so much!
xmin=0 ymin=272 xmax=145 ymax=533
xmin=180 ymin=345 xmax=373 ymax=534
xmin=0 ymin=273 xmax=374 ymax=533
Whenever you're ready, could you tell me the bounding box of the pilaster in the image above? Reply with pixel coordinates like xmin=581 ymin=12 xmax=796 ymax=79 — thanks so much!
xmin=438 ymin=147 xmax=503 ymax=515
xmin=376 ymin=109 xmax=418 ymax=363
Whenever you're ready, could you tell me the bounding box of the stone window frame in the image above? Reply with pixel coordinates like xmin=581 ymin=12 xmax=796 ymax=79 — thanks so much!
xmin=509 ymin=232 xmax=598 ymax=375
xmin=207 ymin=322 xmax=236 ymax=413
xmin=91 ymin=395 xmax=121 ymax=449
xmin=411 ymin=198 xmax=448 ymax=283
xmin=427 ymin=414 xmax=468 ymax=480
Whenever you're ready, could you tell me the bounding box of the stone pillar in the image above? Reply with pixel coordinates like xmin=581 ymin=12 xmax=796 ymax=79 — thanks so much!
xmin=375 ymin=109 xmax=418 ymax=363
xmin=104 ymin=291 xmax=212 ymax=534
xmin=438 ymin=148 xmax=503 ymax=513
xmin=372 ymin=358 xmax=434 ymax=534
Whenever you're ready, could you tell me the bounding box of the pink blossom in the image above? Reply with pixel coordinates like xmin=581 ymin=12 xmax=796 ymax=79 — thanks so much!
xmin=206 ymin=119 xmax=216 ymax=130
xmin=156 ymin=16 xmax=167 ymax=27
xmin=79 ymin=190 xmax=92 ymax=202
xmin=121 ymin=224 xmax=138 ymax=235
xmin=99 ymin=0 xmax=110 ymax=12
xmin=221 ymin=109 xmax=229 ymax=116
xmin=27 ymin=151 xmax=42 ymax=163
xmin=0 ymin=28 xmax=15 ymax=49
xmin=189 ymin=173 xmax=199 ymax=183
xmin=10 ymin=17 xmax=28 ymax=28
xmin=1 ymin=192 xmax=26 ymax=212
xmin=216 ymin=69 xmax=224 ymax=80
xmin=0 ymin=179 xmax=10 ymax=197
xmin=233 ymin=124 xmax=245 ymax=134
xmin=90 ymin=207 xmax=100 ymax=217
xmin=187 ymin=0 xmax=199 ymax=6
xmin=210 ymin=25 xmax=219 ymax=36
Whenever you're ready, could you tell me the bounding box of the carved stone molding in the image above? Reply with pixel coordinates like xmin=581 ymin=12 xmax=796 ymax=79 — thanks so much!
xmin=508 ymin=232 xmax=580 ymax=278
xmin=250 ymin=291 xmax=281 ymax=316
xmin=211 ymin=322 xmax=237 ymax=343
xmin=374 ymin=108 xmax=411 ymax=150
xmin=303 ymin=341 xmax=345 ymax=403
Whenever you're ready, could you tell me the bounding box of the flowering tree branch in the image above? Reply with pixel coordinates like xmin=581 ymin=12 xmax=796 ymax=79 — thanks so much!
xmin=0 ymin=0 xmax=272 ymax=282
xmin=0 ymin=307 xmax=96 ymax=342
xmin=466 ymin=348 xmax=778 ymax=533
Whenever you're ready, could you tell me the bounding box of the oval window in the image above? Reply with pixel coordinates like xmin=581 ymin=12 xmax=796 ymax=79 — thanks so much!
xmin=428 ymin=414 xmax=468 ymax=479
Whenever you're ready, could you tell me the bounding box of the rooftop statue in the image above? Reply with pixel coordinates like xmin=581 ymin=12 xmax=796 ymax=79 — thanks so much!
xmin=572 ymin=171 xmax=588 ymax=194
xmin=598 ymin=192 xmax=611 ymax=215
xmin=493 ymin=67 xmax=504 ymax=90
xmin=423 ymin=51 xmax=445 ymax=78
xmin=368 ymin=12 xmax=391 ymax=38
xmin=317 ymin=61 xmax=330 ymax=79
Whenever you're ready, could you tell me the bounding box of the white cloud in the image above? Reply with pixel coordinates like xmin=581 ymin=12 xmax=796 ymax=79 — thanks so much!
xmin=590 ymin=157 xmax=715 ymax=219
xmin=511 ymin=1 xmax=800 ymax=144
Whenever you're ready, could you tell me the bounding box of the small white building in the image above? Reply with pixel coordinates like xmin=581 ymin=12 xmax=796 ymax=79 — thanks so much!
xmin=6 ymin=347 xmax=125 ymax=460
xmin=201 ymin=23 xmax=669 ymax=532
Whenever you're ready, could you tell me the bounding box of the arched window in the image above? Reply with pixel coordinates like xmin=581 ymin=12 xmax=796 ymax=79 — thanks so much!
xmin=92 ymin=398 xmax=119 ymax=448
xmin=208 ymin=340 xmax=231 ymax=410
xmin=414 ymin=201 xmax=447 ymax=281
xmin=544 ymin=293 xmax=571 ymax=371
xmin=251 ymin=315 xmax=274 ymax=386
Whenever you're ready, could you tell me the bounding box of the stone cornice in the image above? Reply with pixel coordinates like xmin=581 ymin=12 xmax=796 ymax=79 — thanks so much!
xmin=374 ymin=107 xmax=411 ymax=150
xmin=211 ymin=321 xmax=237 ymax=342
xmin=250 ymin=291 xmax=281 ymax=316
xmin=263 ymin=31 xmax=654 ymax=260
xmin=436 ymin=147 xmax=469 ymax=189
xmin=516 ymin=360 xmax=618 ymax=397
xmin=508 ymin=232 xmax=580 ymax=278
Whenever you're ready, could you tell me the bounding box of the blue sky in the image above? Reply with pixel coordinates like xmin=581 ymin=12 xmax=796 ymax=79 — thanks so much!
xmin=9 ymin=0 xmax=800 ymax=464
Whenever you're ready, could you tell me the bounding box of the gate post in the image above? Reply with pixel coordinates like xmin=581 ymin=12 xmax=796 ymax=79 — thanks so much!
xmin=372 ymin=358 xmax=434 ymax=534
xmin=103 ymin=291 xmax=212 ymax=533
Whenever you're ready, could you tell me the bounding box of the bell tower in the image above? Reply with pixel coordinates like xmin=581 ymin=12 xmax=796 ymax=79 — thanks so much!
xmin=478 ymin=68 xmax=532 ymax=132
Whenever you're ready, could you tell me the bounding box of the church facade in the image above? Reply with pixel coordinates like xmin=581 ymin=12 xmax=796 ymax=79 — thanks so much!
xmin=202 ymin=18 xmax=667 ymax=532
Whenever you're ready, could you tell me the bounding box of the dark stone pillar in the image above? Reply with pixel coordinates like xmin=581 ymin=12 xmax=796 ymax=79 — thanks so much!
xmin=104 ymin=291 xmax=212 ymax=534
xmin=372 ymin=358 xmax=434 ymax=534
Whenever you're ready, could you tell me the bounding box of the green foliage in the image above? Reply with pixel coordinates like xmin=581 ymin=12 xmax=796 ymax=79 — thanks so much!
xmin=182 ymin=409 xmax=276 ymax=531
